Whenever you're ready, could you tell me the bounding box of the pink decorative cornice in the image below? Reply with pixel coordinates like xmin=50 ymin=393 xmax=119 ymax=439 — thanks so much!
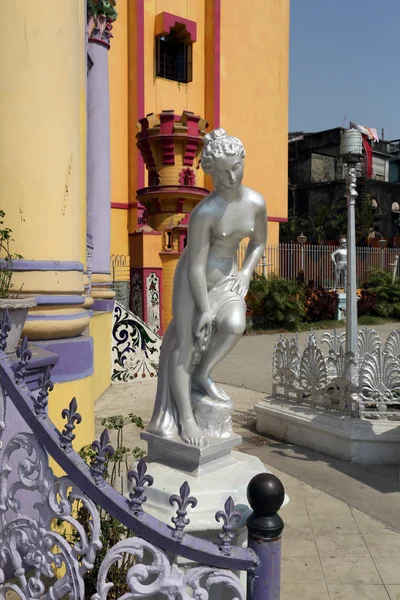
xmin=155 ymin=12 xmax=197 ymax=43
xmin=136 ymin=111 xmax=208 ymax=170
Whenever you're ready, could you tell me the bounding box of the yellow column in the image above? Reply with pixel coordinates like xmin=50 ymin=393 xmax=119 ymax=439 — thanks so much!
xmin=0 ymin=0 xmax=89 ymax=340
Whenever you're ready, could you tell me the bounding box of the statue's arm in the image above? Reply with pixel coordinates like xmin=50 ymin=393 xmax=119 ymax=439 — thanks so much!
xmin=331 ymin=249 xmax=338 ymax=262
xmin=240 ymin=196 xmax=267 ymax=278
xmin=187 ymin=209 xmax=212 ymax=315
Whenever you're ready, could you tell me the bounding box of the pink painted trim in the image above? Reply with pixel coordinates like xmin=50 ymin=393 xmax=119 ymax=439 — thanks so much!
xmin=268 ymin=216 xmax=288 ymax=223
xmin=137 ymin=0 xmax=145 ymax=189
xmin=178 ymin=230 xmax=187 ymax=252
xmin=180 ymin=214 xmax=190 ymax=225
xmin=111 ymin=202 xmax=131 ymax=210
xmin=158 ymin=12 xmax=197 ymax=43
xmin=137 ymin=185 xmax=209 ymax=198
xmin=179 ymin=168 xmax=195 ymax=186
xmin=213 ymin=0 xmax=221 ymax=129
xmin=129 ymin=230 xmax=161 ymax=236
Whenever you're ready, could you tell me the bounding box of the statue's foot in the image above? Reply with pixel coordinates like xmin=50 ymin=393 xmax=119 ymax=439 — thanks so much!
xmin=192 ymin=375 xmax=230 ymax=403
xmin=180 ymin=418 xmax=208 ymax=446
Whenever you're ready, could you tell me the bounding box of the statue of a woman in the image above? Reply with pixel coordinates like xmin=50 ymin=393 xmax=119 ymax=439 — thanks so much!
xmin=147 ymin=129 xmax=267 ymax=446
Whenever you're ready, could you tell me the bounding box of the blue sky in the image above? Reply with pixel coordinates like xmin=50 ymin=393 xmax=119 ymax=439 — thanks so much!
xmin=289 ymin=0 xmax=400 ymax=140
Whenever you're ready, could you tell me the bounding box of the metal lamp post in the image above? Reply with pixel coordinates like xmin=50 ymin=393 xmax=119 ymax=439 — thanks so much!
xmin=340 ymin=129 xmax=363 ymax=381
xmin=297 ymin=232 xmax=307 ymax=272
xmin=378 ymin=237 xmax=387 ymax=269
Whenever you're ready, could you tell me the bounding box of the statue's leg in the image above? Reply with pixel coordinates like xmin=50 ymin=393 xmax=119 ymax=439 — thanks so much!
xmin=169 ymin=271 xmax=206 ymax=446
xmin=192 ymin=300 xmax=245 ymax=402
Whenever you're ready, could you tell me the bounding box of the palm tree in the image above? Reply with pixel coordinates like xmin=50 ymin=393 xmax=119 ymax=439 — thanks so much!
xmin=356 ymin=194 xmax=383 ymax=245
xmin=279 ymin=209 xmax=304 ymax=242
xmin=305 ymin=201 xmax=339 ymax=244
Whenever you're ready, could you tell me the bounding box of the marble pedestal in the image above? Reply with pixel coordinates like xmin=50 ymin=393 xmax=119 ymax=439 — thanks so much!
xmin=255 ymin=396 xmax=400 ymax=463
xmin=138 ymin=432 xmax=271 ymax=529
xmin=131 ymin=432 xmax=288 ymax=598
xmin=337 ymin=292 xmax=346 ymax=321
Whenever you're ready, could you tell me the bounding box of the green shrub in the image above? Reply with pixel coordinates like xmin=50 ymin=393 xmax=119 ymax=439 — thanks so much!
xmin=247 ymin=274 xmax=305 ymax=331
xmin=59 ymin=413 xmax=145 ymax=599
xmin=362 ymin=268 xmax=400 ymax=319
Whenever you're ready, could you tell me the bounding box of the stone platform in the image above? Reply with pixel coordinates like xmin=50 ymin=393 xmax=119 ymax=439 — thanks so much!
xmin=255 ymin=396 xmax=400 ymax=464
xmin=141 ymin=430 xmax=242 ymax=476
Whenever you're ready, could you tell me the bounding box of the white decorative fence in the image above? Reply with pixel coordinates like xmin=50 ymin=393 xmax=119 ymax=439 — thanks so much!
xmin=238 ymin=243 xmax=400 ymax=288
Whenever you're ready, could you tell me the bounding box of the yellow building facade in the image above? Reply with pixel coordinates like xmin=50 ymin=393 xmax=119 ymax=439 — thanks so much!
xmin=109 ymin=0 xmax=290 ymax=332
xmin=0 ymin=0 xmax=118 ymax=450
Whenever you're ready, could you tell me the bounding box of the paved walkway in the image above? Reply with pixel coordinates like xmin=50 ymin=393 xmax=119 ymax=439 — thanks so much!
xmin=213 ymin=322 xmax=400 ymax=393
xmin=96 ymin=323 xmax=400 ymax=600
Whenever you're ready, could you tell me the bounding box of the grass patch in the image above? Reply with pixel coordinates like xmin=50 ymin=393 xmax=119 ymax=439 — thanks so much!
xmin=245 ymin=315 xmax=398 ymax=336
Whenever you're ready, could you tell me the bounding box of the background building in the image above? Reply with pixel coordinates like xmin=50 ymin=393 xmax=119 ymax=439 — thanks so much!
xmin=288 ymin=127 xmax=400 ymax=245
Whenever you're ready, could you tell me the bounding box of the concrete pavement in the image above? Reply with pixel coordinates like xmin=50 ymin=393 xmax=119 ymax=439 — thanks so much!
xmin=96 ymin=377 xmax=400 ymax=600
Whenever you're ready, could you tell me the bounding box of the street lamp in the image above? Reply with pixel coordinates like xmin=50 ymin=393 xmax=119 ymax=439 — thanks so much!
xmin=297 ymin=232 xmax=307 ymax=272
xmin=340 ymin=128 xmax=363 ymax=381
xmin=378 ymin=237 xmax=387 ymax=269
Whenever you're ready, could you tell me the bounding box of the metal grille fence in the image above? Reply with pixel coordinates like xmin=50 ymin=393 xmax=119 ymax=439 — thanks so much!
xmin=111 ymin=254 xmax=130 ymax=307
xmin=112 ymin=245 xmax=400 ymax=306
xmin=237 ymin=243 xmax=400 ymax=288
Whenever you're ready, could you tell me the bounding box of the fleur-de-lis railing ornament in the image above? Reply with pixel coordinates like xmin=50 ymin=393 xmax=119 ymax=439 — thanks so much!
xmin=34 ymin=365 xmax=54 ymax=419
xmin=15 ymin=337 xmax=32 ymax=383
xmin=215 ymin=496 xmax=241 ymax=556
xmin=0 ymin=309 xmax=10 ymax=353
xmin=91 ymin=428 xmax=114 ymax=484
xmin=169 ymin=482 xmax=198 ymax=541
xmin=60 ymin=397 xmax=82 ymax=452
xmin=127 ymin=458 xmax=154 ymax=515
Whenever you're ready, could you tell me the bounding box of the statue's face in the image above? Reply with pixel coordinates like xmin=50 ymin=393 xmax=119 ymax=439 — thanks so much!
xmin=340 ymin=239 xmax=347 ymax=249
xmin=212 ymin=154 xmax=244 ymax=190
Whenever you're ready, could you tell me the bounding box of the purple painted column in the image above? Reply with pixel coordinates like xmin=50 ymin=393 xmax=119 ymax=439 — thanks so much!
xmin=246 ymin=474 xmax=285 ymax=600
xmin=87 ymin=2 xmax=117 ymax=310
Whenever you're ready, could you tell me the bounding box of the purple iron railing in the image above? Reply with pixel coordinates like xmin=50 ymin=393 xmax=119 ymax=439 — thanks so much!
xmin=0 ymin=309 xmax=285 ymax=600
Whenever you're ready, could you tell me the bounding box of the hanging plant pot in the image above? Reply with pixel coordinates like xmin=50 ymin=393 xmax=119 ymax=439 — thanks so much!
xmin=0 ymin=297 xmax=37 ymax=354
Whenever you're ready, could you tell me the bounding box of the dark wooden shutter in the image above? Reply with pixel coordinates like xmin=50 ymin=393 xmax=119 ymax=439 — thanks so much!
xmin=186 ymin=43 xmax=193 ymax=83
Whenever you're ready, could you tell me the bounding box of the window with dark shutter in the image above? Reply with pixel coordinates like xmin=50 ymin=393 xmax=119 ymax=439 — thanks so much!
xmin=156 ymin=33 xmax=193 ymax=83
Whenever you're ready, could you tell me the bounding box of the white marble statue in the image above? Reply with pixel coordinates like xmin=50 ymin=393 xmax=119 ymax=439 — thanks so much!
xmin=147 ymin=129 xmax=267 ymax=446
xmin=331 ymin=238 xmax=347 ymax=291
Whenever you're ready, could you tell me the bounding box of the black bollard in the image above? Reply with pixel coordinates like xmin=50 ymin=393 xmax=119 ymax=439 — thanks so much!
xmin=246 ymin=473 xmax=285 ymax=600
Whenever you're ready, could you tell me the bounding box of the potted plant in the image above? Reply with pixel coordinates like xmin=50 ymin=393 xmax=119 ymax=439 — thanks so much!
xmin=0 ymin=210 xmax=36 ymax=354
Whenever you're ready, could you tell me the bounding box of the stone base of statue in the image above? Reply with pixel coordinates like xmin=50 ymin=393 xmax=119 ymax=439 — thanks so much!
xmin=337 ymin=292 xmax=346 ymax=321
xmin=138 ymin=435 xmax=270 ymax=528
xmin=142 ymin=430 xmax=242 ymax=476
xmin=136 ymin=428 xmax=288 ymax=599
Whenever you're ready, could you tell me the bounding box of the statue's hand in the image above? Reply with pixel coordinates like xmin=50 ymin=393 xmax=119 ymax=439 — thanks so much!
xmin=194 ymin=311 xmax=213 ymax=340
xmin=231 ymin=271 xmax=250 ymax=298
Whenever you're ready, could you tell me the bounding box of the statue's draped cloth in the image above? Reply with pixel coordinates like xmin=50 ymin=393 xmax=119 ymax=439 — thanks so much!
xmin=147 ymin=263 xmax=246 ymax=438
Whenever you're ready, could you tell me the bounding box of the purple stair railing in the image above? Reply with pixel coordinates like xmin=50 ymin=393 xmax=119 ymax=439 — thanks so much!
xmin=0 ymin=310 xmax=285 ymax=600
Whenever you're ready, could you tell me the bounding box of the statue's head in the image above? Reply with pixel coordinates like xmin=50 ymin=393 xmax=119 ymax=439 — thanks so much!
xmin=340 ymin=237 xmax=347 ymax=248
xmin=201 ymin=128 xmax=245 ymax=190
